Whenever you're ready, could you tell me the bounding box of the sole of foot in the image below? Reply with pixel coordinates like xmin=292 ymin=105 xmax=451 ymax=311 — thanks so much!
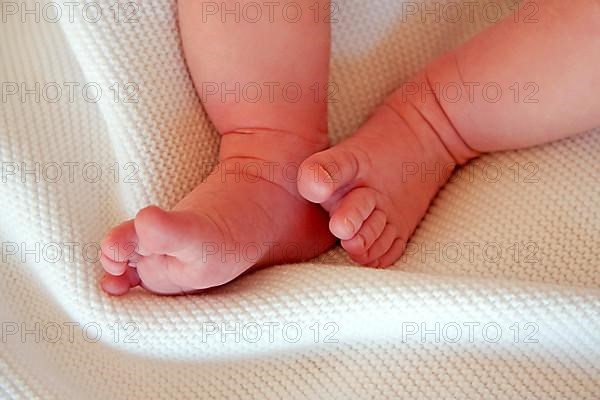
xmin=100 ymin=157 xmax=335 ymax=295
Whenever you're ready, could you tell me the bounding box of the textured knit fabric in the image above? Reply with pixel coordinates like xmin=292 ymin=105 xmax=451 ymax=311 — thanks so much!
xmin=0 ymin=0 xmax=599 ymax=399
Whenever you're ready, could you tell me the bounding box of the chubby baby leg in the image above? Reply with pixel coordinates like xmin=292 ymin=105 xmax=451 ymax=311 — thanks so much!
xmin=297 ymin=0 xmax=600 ymax=266
xmin=100 ymin=0 xmax=335 ymax=295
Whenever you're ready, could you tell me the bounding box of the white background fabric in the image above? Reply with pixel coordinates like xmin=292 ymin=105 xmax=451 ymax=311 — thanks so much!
xmin=0 ymin=0 xmax=599 ymax=398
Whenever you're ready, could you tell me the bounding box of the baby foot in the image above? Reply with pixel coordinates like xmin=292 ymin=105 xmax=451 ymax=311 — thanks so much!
xmin=100 ymin=133 xmax=334 ymax=295
xmin=297 ymin=73 xmax=479 ymax=267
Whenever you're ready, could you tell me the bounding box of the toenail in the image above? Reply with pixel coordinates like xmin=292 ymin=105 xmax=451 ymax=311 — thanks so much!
xmin=317 ymin=164 xmax=333 ymax=184
xmin=356 ymin=234 xmax=365 ymax=248
xmin=344 ymin=217 xmax=355 ymax=234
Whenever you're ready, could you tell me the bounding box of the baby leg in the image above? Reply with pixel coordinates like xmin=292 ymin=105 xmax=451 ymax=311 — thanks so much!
xmin=100 ymin=0 xmax=335 ymax=295
xmin=297 ymin=0 xmax=600 ymax=266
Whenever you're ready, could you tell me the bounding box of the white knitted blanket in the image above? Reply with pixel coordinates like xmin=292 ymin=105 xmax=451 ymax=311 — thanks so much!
xmin=1 ymin=0 xmax=599 ymax=398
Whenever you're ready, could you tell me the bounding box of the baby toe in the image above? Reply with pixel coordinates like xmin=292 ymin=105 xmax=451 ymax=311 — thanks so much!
xmin=329 ymin=187 xmax=377 ymax=240
xmin=100 ymin=267 xmax=141 ymax=296
xmin=357 ymin=224 xmax=398 ymax=267
xmin=101 ymin=220 xmax=139 ymax=262
xmin=297 ymin=145 xmax=370 ymax=204
xmin=341 ymin=209 xmax=386 ymax=255
xmin=100 ymin=253 xmax=128 ymax=276
xmin=378 ymin=238 xmax=407 ymax=267
xmin=100 ymin=272 xmax=132 ymax=296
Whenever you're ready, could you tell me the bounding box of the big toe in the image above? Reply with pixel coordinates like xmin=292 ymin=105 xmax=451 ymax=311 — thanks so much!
xmin=101 ymin=219 xmax=139 ymax=271
xmin=100 ymin=267 xmax=141 ymax=296
xmin=297 ymin=144 xmax=370 ymax=204
xmin=328 ymin=187 xmax=378 ymax=240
